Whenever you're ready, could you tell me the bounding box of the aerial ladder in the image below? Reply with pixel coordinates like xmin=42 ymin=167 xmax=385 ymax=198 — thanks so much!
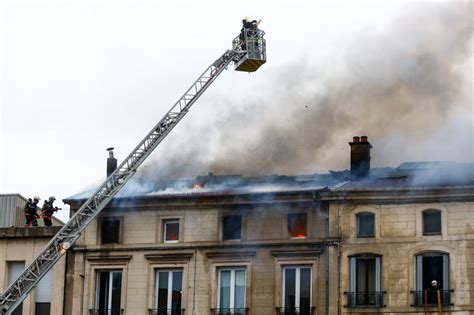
xmin=0 ymin=26 xmax=266 ymax=314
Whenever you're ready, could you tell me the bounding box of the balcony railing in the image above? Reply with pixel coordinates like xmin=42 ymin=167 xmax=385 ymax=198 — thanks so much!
xmin=411 ymin=290 xmax=453 ymax=307
xmin=88 ymin=310 xmax=124 ymax=315
xmin=345 ymin=291 xmax=385 ymax=307
xmin=211 ymin=308 xmax=248 ymax=315
xmin=148 ymin=308 xmax=185 ymax=315
xmin=275 ymin=307 xmax=316 ymax=315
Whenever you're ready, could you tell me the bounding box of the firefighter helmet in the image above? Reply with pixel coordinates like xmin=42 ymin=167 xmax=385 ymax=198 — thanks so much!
xmin=243 ymin=17 xmax=249 ymax=22
xmin=33 ymin=196 xmax=40 ymax=201
xmin=49 ymin=196 xmax=56 ymax=201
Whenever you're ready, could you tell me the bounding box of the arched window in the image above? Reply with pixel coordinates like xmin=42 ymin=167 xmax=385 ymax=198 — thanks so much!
xmin=348 ymin=254 xmax=382 ymax=307
xmin=356 ymin=212 xmax=375 ymax=237
xmin=414 ymin=252 xmax=450 ymax=306
xmin=422 ymin=210 xmax=442 ymax=235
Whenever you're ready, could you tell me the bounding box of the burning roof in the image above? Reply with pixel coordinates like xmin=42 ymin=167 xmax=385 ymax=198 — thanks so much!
xmin=66 ymin=161 xmax=474 ymax=201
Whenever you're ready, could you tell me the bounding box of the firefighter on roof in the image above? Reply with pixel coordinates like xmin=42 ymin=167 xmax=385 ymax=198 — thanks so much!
xmin=24 ymin=196 xmax=40 ymax=227
xmin=42 ymin=196 xmax=61 ymax=227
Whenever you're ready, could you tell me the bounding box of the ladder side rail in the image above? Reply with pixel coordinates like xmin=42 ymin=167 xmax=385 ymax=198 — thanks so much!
xmin=0 ymin=50 xmax=240 ymax=314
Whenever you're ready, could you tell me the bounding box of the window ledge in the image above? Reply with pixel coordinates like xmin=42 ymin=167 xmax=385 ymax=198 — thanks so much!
xmin=270 ymin=249 xmax=322 ymax=258
xmin=206 ymin=250 xmax=256 ymax=260
xmin=145 ymin=252 xmax=193 ymax=262
xmin=85 ymin=254 xmax=132 ymax=264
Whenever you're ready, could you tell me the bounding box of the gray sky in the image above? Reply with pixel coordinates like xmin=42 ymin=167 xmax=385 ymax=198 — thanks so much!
xmin=1 ymin=0 xmax=472 ymax=223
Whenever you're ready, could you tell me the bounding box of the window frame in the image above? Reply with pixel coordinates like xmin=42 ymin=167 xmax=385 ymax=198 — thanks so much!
xmin=287 ymin=213 xmax=308 ymax=239
xmin=222 ymin=215 xmax=242 ymax=241
xmin=356 ymin=212 xmax=375 ymax=238
xmin=163 ymin=219 xmax=180 ymax=243
xmin=415 ymin=252 xmax=449 ymax=292
xmin=348 ymin=254 xmax=382 ymax=307
xmin=281 ymin=265 xmax=312 ymax=309
xmin=99 ymin=217 xmax=122 ymax=245
xmin=94 ymin=269 xmax=123 ymax=311
xmin=154 ymin=269 xmax=183 ymax=310
xmin=217 ymin=267 xmax=246 ymax=309
xmin=422 ymin=210 xmax=442 ymax=236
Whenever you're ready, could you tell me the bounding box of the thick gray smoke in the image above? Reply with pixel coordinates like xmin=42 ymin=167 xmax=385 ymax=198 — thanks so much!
xmin=138 ymin=1 xmax=473 ymax=182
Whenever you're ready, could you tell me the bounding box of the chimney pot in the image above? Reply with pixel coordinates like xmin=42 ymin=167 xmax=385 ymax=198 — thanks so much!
xmin=349 ymin=136 xmax=372 ymax=179
xmin=106 ymin=147 xmax=118 ymax=177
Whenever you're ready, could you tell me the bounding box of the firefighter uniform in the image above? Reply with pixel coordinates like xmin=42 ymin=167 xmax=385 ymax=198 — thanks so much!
xmin=42 ymin=196 xmax=58 ymax=227
xmin=24 ymin=197 xmax=40 ymax=227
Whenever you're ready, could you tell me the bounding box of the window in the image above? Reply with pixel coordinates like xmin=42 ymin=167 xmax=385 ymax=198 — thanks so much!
xmin=217 ymin=268 xmax=246 ymax=314
xmin=8 ymin=261 xmax=25 ymax=315
xmin=281 ymin=266 xmax=312 ymax=314
xmin=154 ymin=270 xmax=183 ymax=314
xmin=414 ymin=252 xmax=450 ymax=305
xmin=163 ymin=219 xmax=180 ymax=243
xmin=101 ymin=218 xmax=120 ymax=244
xmin=357 ymin=213 xmax=375 ymax=237
xmin=95 ymin=270 xmax=122 ymax=315
xmin=423 ymin=210 xmax=441 ymax=235
xmin=223 ymin=216 xmax=242 ymax=240
xmin=287 ymin=213 xmax=307 ymax=238
xmin=35 ymin=270 xmax=52 ymax=315
xmin=348 ymin=255 xmax=382 ymax=307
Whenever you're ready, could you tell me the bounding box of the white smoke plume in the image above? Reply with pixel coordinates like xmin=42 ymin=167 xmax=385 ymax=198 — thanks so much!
xmin=137 ymin=1 xmax=473 ymax=183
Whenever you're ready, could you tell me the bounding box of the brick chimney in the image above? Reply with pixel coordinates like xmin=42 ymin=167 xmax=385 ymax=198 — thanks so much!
xmin=349 ymin=136 xmax=372 ymax=179
xmin=106 ymin=147 xmax=117 ymax=177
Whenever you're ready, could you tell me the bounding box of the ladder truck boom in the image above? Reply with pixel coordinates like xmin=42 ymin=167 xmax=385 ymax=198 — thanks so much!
xmin=0 ymin=28 xmax=266 ymax=314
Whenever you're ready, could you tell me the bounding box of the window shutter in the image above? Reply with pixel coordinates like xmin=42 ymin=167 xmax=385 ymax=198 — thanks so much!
xmin=375 ymin=257 xmax=381 ymax=292
xmin=416 ymin=255 xmax=423 ymax=291
xmin=349 ymin=257 xmax=356 ymax=293
xmin=442 ymin=254 xmax=449 ymax=290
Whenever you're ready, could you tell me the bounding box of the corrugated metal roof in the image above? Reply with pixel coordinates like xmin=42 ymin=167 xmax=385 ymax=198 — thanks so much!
xmin=0 ymin=194 xmax=28 ymax=228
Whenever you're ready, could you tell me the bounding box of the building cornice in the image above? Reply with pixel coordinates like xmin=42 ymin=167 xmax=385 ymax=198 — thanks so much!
xmin=320 ymin=186 xmax=474 ymax=204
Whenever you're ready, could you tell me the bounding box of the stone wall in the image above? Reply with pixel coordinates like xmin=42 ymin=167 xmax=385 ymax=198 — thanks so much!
xmin=65 ymin=198 xmax=329 ymax=315
xmin=333 ymin=201 xmax=474 ymax=314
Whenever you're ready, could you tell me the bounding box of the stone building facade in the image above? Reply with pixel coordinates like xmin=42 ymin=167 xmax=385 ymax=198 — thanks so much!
xmin=59 ymin=137 xmax=474 ymax=315
xmin=64 ymin=190 xmax=331 ymax=315
xmin=0 ymin=194 xmax=66 ymax=315
xmin=325 ymin=186 xmax=474 ymax=314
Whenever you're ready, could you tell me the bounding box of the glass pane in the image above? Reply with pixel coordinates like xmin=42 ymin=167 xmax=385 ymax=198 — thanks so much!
xmin=300 ymin=268 xmax=311 ymax=310
xmin=165 ymin=221 xmax=180 ymax=241
xmin=219 ymin=270 xmax=231 ymax=308
xmin=97 ymin=272 xmax=109 ymax=310
xmin=356 ymin=258 xmax=376 ymax=305
xmin=284 ymin=268 xmax=296 ymax=307
xmin=172 ymin=271 xmax=183 ymax=310
xmin=423 ymin=212 xmax=441 ymax=234
xmin=111 ymin=272 xmax=122 ymax=313
xmin=158 ymin=271 xmax=169 ymax=308
xmin=358 ymin=214 xmax=374 ymax=237
xmin=287 ymin=213 xmax=307 ymax=238
xmin=234 ymin=270 xmax=245 ymax=308
xmin=223 ymin=216 xmax=242 ymax=240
